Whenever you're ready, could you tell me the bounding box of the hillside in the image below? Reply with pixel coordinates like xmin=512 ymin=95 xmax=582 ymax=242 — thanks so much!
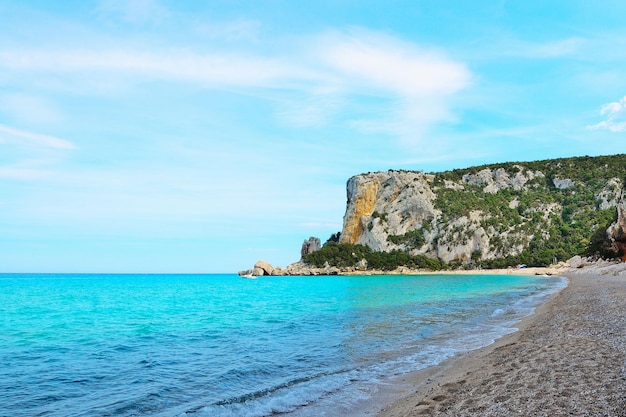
xmin=305 ymin=154 xmax=626 ymax=270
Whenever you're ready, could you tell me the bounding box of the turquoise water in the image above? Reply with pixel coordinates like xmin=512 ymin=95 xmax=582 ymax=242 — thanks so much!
xmin=0 ymin=273 xmax=565 ymax=417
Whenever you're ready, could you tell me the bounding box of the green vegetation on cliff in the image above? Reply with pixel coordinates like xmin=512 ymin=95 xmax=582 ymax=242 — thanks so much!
xmin=432 ymin=155 xmax=623 ymax=266
xmin=433 ymin=154 xmax=626 ymax=186
xmin=304 ymin=241 xmax=444 ymax=271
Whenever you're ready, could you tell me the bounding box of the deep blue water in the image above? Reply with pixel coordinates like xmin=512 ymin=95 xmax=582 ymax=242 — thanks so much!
xmin=0 ymin=273 xmax=565 ymax=417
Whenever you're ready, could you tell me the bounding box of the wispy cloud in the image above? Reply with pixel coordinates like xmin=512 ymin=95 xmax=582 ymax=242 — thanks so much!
xmin=0 ymin=125 xmax=75 ymax=182
xmin=0 ymin=124 xmax=75 ymax=149
xmin=587 ymin=96 xmax=626 ymax=132
xmin=318 ymin=30 xmax=470 ymax=96
xmin=194 ymin=18 xmax=262 ymax=42
xmin=0 ymin=49 xmax=309 ymax=88
xmin=312 ymin=30 xmax=471 ymax=143
xmin=506 ymin=37 xmax=585 ymax=58
xmin=0 ymin=163 xmax=51 ymax=180
xmin=275 ymin=90 xmax=345 ymax=128
xmin=0 ymin=93 xmax=63 ymax=124
xmin=0 ymin=28 xmax=471 ymax=147
xmin=95 ymin=0 xmax=170 ymax=24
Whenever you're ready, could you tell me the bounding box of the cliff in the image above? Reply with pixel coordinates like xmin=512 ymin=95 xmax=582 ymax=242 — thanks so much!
xmin=337 ymin=154 xmax=626 ymax=267
xmin=607 ymin=187 xmax=626 ymax=259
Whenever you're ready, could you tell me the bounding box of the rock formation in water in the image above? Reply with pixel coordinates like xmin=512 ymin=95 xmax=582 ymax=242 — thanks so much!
xmin=238 ymin=259 xmax=275 ymax=277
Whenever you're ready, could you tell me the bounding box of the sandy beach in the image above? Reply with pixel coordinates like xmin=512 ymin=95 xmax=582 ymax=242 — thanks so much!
xmin=376 ymin=266 xmax=626 ymax=416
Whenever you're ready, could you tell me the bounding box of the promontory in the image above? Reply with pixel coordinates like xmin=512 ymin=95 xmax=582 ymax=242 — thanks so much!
xmin=241 ymin=154 xmax=626 ymax=276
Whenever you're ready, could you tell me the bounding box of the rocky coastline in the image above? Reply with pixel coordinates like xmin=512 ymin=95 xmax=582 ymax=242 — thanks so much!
xmin=239 ymin=255 xmax=625 ymax=278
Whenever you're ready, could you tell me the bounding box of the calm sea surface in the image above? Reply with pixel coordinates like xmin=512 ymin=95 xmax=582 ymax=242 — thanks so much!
xmin=0 ymin=273 xmax=565 ymax=417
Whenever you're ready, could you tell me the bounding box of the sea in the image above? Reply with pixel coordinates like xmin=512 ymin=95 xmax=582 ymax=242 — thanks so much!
xmin=0 ymin=273 xmax=566 ymax=417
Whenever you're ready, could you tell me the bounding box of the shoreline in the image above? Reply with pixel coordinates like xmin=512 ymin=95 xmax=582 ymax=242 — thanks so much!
xmin=373 ymin=266 xmax=626 ymax=416
xmin=346 ymin=265 xmax=566 ymax=276
xmin=246 ymin=260 xmax=573 ymax=277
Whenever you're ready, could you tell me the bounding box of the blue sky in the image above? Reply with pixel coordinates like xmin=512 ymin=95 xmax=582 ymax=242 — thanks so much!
xmin=1 ymin=0 xmax=626 ymax=273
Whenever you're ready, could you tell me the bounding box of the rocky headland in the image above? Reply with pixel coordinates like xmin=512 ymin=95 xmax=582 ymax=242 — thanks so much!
xmin=337 ymin=156 xmax=626 ymax=266
xmin=240 ymin=154 xmax=626 ymax=276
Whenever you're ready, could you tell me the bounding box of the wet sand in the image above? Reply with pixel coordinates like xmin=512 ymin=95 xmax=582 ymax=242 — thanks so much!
xmin=377 ymin=269 xmax=626 ymax=416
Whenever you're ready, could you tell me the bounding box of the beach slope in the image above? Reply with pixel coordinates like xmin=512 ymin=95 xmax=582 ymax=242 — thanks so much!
xmin=378 ymin=270 xmax=626 ymax=416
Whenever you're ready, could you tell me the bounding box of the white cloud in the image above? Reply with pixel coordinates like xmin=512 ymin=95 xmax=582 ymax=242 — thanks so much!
xmin=0 ymin=28 xmax=471 ymax=146
xmin=0 ymin=124 xmax=75 ymax=149
xmin=587 ymin=96 xmax=626 ymax=132
xmin=312 ymin=30 xmax=471 ymax=143
xmin=0 ymin=49 xmax=313 ymax=89
xmin=0 ymin=29 xmax=469 ymax=93
xmin=318 ymin=30 xmax=471 ymax=97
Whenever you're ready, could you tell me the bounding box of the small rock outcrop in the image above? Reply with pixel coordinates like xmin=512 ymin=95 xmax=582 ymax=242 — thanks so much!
xmin=254 ymin=260 xmax=275 ymax=276
xmin=568 ymin=255 xmax=585 ymax=269
xmin=238 ymin=259 xmax=275 ymax=276
xmin=595 ymin=178 xmax=622 ymax=210
xmin=552 ymin=178 xmax=575 ymax=190
xmin=463 ymin=166 xmax=543 ymax=194
xmin=300 ymin=237 xmax=321 ymax=258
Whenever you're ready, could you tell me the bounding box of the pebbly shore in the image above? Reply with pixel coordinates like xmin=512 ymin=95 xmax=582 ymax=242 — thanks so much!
xmin=375 ymin=263 xmax=626 ymax=416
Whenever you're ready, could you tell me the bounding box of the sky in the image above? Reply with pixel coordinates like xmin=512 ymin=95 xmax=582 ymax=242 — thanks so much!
xmin=2 ymin=0 xmax=626 ymax=273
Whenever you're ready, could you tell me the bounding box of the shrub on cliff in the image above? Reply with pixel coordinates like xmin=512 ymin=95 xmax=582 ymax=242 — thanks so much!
xmin=387 ymin=229 xmax=426 ymax=249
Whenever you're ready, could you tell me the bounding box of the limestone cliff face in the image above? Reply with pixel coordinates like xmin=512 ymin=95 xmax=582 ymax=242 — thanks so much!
xmin=607 ymin=189 xmax=626 ymax=259
xmin=338 ymin=155 xmax=626 ymax=265
xmin=341 ymin=174 xmax=382 ymax=245
xmin=340 ymin=171 xmax=436 ymax=251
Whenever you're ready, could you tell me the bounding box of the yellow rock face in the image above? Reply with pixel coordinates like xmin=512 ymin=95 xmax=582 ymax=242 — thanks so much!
xmin=341 ymin=179 xmax=379 ymax=244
